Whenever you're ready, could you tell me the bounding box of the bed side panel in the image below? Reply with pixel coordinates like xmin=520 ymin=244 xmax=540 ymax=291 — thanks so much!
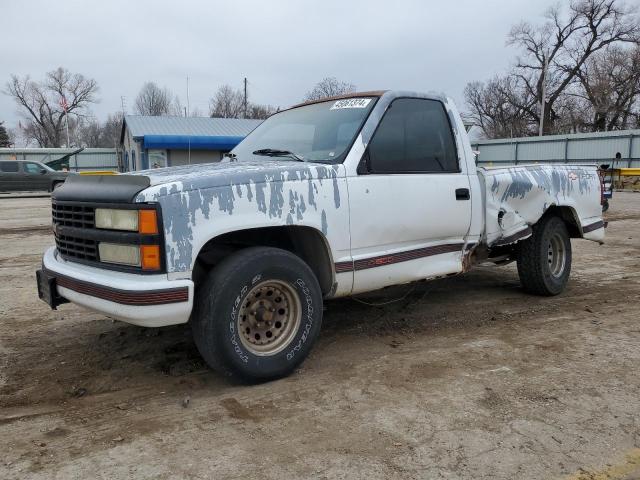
xmin=480 ymin=164 xmax=603 ymax=246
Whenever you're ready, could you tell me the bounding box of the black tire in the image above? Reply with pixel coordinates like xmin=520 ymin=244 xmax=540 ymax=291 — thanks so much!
xmin=192 ymin=246 xmax=323 ymax=382
xmin=602 ymin=199 xmax=609 ymax=213
xmin=516 ymin=215 xmax=572 ymax=296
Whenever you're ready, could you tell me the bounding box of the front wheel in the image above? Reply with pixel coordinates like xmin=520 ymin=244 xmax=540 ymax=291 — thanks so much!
xmin=192 ymin=247 xmax=323 ymax=382
xmin=516 ymin=216 xmax=572 ymax=296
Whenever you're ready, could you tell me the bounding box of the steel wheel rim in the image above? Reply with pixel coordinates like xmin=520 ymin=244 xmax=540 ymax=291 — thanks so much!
xmin=547 ymin=232 xmax=566 ymax=278
xmin=237 ymin=280 xmax=301 ymax=356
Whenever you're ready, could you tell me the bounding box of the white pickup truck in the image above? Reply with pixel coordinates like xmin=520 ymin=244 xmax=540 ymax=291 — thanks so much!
xmin=37 ymin=90 xmax=605 ymax=381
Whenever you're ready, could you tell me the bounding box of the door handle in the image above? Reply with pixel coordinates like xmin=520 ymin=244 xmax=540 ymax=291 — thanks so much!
xmin=455 ymin=188 xmax=470 ymax=200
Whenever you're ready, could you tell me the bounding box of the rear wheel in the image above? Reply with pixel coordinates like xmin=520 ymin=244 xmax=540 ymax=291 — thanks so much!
xmin=192 ymin=246 xmax=323 ymax=382
xmin=516 ymin=216 xmax=572 ymax=296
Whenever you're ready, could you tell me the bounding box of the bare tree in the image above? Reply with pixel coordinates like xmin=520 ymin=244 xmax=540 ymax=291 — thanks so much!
xmin=304 ymin=77 xmax=356 ymax=101
xmin=507 ymin=0 xmax=640 ymax=134
xmin=76 ymin=113 xmax=123 ymax=147
xmin=134 ymin=82 xmax=180 ymax=116
xmin=5 ymin=67 xmax=99 ymax=147
xmin=575 ymin=45 xmax=640 ymax=130
xmin=76 ymin=118 xmax=101 ymax=147
xmin=246 ymin=103 xmax=277 ymax=120
xmin=464 ymin=0 xmax=640 ymax=137
xmin=102 ymin=113 xmax=124 ymax=146
xmin=189 ymin=106 xmax=204 ymax=117
xmin=209 ymin=84 xmax=275 ymax=119
xmin=209 ymin=85 xmax=245 ymax=118
xmin=464 ymin=77 xmax=532 ymax=138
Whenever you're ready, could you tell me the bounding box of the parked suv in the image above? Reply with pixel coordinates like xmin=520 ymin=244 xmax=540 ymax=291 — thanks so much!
xmin=0 ymin=160 xmax=71 ymax=192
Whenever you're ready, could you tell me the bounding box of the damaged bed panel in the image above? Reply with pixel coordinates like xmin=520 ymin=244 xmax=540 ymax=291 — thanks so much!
xmin=479 ymin=164 xmax=604 ymax=246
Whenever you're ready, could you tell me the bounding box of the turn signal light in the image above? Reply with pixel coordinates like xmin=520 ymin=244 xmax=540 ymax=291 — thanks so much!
xmin=141 ymin=245 xmax=161 ymax=271
xmin=138 ymin=210 xmax=158 ymax=234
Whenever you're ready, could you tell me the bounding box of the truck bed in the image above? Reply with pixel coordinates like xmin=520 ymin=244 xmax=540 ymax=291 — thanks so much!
xmin=477 ymin=164 xmax=605 ymax=247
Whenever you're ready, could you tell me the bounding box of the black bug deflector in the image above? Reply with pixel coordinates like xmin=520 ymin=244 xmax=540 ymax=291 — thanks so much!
xmin=52 ymin=175 xmax=151 ymax=204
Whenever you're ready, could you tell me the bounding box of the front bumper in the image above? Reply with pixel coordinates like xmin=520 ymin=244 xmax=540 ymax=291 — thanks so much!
xmin=39 ymin=247 xmax=193 ymax=327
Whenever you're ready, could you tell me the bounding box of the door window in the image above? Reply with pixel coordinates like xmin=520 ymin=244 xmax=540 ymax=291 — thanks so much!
xmin=0 ymin=161 xmax=19 ymax=172
xmin=367 ymin=98 xmax=458 ymax=173
xmin=23 ymin=162 xmax=42 ymax=174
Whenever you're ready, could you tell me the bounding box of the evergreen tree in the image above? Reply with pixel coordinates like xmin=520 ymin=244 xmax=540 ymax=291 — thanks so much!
xmin=0 ymin=122 xmax=12 ymax=147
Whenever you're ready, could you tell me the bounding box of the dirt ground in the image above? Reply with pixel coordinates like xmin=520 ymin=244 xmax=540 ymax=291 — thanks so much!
xmin=1 ymin=193 xmax=639 ymax=480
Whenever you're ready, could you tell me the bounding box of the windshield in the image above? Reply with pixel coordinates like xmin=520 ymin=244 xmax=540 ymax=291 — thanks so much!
xmin=231 ymin=97 xmax=377 ymax=164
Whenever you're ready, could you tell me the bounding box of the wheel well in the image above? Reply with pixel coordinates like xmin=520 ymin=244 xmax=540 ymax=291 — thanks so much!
xmin=543 ymin=205 xmax=582 ymax=238
xmin=193 ymin=226 xmax=334 ymax=295
xmin=487 ymin=205 xmax=582 ymax=261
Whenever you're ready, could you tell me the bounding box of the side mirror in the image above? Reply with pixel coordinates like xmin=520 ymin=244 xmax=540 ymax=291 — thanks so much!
xmin=40 ymin=169 xmax=47 ymax=174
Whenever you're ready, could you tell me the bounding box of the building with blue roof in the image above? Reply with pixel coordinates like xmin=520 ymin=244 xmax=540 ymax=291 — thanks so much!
xmin=120 ymin=115 xmax=263 ymax=171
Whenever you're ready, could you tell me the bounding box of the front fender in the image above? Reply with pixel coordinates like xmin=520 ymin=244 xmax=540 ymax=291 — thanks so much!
xmin=137 ymin=165 xmax=351 ymax=275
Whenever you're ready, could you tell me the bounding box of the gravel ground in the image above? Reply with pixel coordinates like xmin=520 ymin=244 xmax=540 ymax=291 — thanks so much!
xmin=0 ymin=193 xmax=639 ymax=479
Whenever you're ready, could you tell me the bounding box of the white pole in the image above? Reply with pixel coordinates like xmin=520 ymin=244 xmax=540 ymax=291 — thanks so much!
xmin=187 ymin=76 xmax=191 ymax=165
xmin=539 ymin=50 xmax=549 ymax=137
xmin=186 ymin=76 xmax=190 ymax=117
xmin=65 ymin=114 xmax=70 ymax=147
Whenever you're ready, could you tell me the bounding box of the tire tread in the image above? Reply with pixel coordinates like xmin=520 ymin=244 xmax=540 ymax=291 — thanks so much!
xmin=517 ymin=215 xmax=571 ymax=296
xmin=192 ymin=246 xmax=321 ymax=381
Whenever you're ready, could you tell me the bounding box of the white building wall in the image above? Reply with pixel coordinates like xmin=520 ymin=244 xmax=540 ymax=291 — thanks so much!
xmin=122 ymin=129 xmax=142 ymax=171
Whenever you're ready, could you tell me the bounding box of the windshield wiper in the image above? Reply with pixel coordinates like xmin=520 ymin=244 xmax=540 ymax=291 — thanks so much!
xmin=252 ymin=148 xmax=304 ymax=162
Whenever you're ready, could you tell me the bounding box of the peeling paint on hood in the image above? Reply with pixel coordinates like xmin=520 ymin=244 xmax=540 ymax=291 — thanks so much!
xmin=132 ymin=159 xmax=348 ymax=274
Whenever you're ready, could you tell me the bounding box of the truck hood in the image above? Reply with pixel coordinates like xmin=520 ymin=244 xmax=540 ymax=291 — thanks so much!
xmin=53 ymin=159 xmax=343 ymax=204
xmin=130 ymin=159 xmax=343 ymax=197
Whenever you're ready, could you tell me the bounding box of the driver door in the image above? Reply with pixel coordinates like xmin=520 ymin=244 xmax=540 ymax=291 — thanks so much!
xmin=347 ymin=97 xmax=472 ymax=294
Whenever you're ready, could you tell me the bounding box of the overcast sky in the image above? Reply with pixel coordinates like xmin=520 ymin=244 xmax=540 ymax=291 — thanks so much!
xmin=2 ymin=0 xmax=558 ymax=130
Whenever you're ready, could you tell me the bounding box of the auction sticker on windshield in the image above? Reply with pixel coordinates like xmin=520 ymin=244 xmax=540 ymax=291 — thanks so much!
xmin=330 ymin=98 xmax=372 ymax=109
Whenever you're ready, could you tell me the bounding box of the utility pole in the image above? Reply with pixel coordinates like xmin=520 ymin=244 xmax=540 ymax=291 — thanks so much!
xmin=243 ymin=77 xmax=248 ymax=119
xmin=186 ymin=76 xmax=190 ymax=117
xmin=539 ymin=50 xmax=549 ymax=136
xmin=187 ymin=76 xmax=191 ymax=164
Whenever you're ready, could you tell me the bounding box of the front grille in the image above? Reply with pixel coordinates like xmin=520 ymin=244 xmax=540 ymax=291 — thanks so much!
xmin=52 ymin=202 xmax=98 ymax=262
xmin=55 ymin=233 xmax=98 ymax=261
xmin=50 ymin=200 xmax=164 ymax=274
xmin=52 ymin=203 xmax=94 ymax=229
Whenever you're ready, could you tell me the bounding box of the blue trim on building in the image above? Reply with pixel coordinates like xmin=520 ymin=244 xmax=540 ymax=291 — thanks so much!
xmin=143 ymin=135 xmax=245 ymax=151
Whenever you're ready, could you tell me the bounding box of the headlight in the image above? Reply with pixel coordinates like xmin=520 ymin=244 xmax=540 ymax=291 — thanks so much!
xmin=98 ymin=243 xmax=141 ymax=266
xmin=95 ymin=209 xmax=138 ymax=231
